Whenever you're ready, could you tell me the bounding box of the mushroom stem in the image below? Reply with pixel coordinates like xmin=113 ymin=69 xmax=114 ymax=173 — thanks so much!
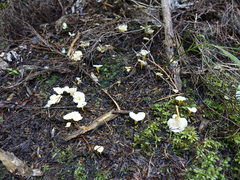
xmin=96 ymin=67 xmax=100 ymax=73
xmin=176 ymin=105 xmax=180 ymax=119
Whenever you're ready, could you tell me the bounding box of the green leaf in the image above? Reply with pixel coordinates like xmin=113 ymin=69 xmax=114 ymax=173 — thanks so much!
xmin=212 ymin=45 xmax=240 ymax=66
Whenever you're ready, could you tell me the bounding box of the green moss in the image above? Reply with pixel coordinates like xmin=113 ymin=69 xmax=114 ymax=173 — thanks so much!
xmin=185 ymin=138 xmax=230 ymax=180
xmin=172 ymin=126 xmax=199 ymax=150
xmin=74 ymin=161 xmax=87 ymax=180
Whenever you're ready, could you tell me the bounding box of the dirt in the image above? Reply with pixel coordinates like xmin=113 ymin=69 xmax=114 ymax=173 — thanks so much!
xmin=0 ymin=0 xmax=240 ymax=179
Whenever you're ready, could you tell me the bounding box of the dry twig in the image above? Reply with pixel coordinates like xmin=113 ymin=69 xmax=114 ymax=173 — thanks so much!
xmin=67 ymin=31 xmax=81 ymax=57
xmin=64 ymin=109 xmax=118 ymax=141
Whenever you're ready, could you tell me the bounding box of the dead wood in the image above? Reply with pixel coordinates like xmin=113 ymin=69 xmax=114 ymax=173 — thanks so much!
xmin=161 ymin=0 xmax=182 ymax=91
xmin=64 ymin=109 xmax=118 ymax=141
xmin=0 ymin=148 xmax=42 ymax=177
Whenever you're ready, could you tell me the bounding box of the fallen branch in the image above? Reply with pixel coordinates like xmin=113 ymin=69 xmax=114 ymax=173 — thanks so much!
xmin=161 ymin=0 xmax=182 ymax=91
xmin=64 ymin=109 xmax=118 ymax=141
xmin=0 ymin=148 xmax=42 ymax=177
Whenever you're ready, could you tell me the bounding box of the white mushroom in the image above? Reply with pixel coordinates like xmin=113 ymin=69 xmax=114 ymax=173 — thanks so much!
xmin=117 ymin=24 xmax=128 ymax=32
xmin=53 ymin=87 xmax=65 ymax=95
xmin=129 ymin=112 xmax=146 ymax=122
xmin=138 ymin=59 xmax=148 ymax=69
xmin=62 ymin=22 xmax=68 ymax=30
xmin=77 ymin=101 xmax=87 ymax=108
xmin=65 ymin=122 xmax=72 ymax=128
xmin=63 ymin=111 xmax=83 ymax=121
xmin=44 ymin=94 xmax=62 ymax=108
xmin=167 ymin=114 xmax=188 ymax=133
xmin=175 ymin=96 xmax=187 ymax=102
xmin=72 ymin=91 xmax=85 ymax=104
xmin=125 ymin=66 xmax=131 ymax=72
xmin=70 ymin=50 xmax=83 ymax=61
xmin=93 ymin=65 xmax=103 ymax=73
xmin=66 ymin=87 xmax=78 ymax=96
xmin=94 ymin=145 xmax=104 ymax=153
xmin=187 ymin=107 xmax=197 ymax=113
xmin=137 ymin=49 xmax=150 ymax=59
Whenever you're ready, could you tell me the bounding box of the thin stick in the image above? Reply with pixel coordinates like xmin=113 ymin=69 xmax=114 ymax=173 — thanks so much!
xmin=161 ymin=0 xmax=182 ymax=91
xmin=102 ymin=89 xmax=121 ymax=111
xmin=67 ymin=31 xmax=81 ymax=57
xmin=64 ymin=109 xmax=118 ymax=141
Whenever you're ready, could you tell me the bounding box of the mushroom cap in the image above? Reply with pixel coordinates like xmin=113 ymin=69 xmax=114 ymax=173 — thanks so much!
xmin=187 ymin=107 xmax=197 ymax=113
xmin=72 ymin=91 xmax=85 ymax=103
xmin=117 ymin=24 xmax=128 ymax=32
xmin=66 ymin=87 xmax=77 ymax=96
xmin=77 ymin=101 xmax=87 ymax=108
xmin=53 ymin=87 xmax=65 ymax=95
xmin=175 ymin=96 xmax=187 ymax=101
xmin=129 ymin=112 xmax=146 ymax=121
xmin=71 ymin=50 xmax=83 ymax=61
xmin=139 ymin=49 xmax=150 ymax=56
xmin=167 ymin=115 xmax=188 ymax=133
xmin=93 ymin=65 xmax=103 ymax=68
xmin=65 ymin=122 xmax=72 ymax=128
xmin=94 ymin=145 xmax=104 ymax=153
xmin=44 ymin=94 xmax=62 ymax=108
xmin=63 ymin=111 xmax=83 ymax=121
xmin=137 ymin=59 xmax=147 ymax=65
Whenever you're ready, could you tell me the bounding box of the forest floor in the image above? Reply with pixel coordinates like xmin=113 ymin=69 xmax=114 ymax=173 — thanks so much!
xmin=0 ymin=0 xmax=240 ymax=179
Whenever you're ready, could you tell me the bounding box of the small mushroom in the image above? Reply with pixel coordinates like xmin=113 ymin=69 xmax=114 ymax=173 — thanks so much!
xmin=94 ymin=145 xmax=104 ymax=153
xmin=138 ymin=59 xmax=147 ymax=69
xmin=72 ymin=91 xmax=85 ymax=104
xmin=63 ymin=111 xmax=83 ymax=121
xmin=62 ymin=22 xmax=68 ymax=30
xmin=53 ymin=87 xmax=65 ymax=95
xmin=77 ymin=101 xmax=87 ymax=108
xmin=70 ymin=50 xmax=83 ymax=61
xmin=65 ymin=122 xmax=72 ymax=128
xmin=175 ymin=96 xmax=187 ymax=104
xmin=137 ymin=49 xmax=150 ymax=59
xmin=75 ymin=77 xmax=82 ymax=85
xmin=124 ymin=66 xmax=132 ymax=72
xmin=93 ymin=65 xmax=103 ymax=73
xmin=44 ymin=94 xmax=62 ymax=108
xmin=187 ymin=107 xmax=197 ymax=113
xmin=117 ymin=24 xmax=128 ymax=32
xmin=167 ymin=106 xmax=188 ymax=133
xmin=129 ymin=112 xmax=146 ymax=124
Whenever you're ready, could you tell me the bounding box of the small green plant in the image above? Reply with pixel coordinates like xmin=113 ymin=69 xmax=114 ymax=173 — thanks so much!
xmin=52 ymin=146 xmax=73 ymax=164
xmin=42 ymin=164 xmax=51 ymax=172
xmin=4 ymin=68 xmax=20 ymax=75
xmin=134 ymin=121 xmax=161 ymax=152
xmin=44 ymin=74 xmax=58 ymax=87
xmin=134 ymin=98 xmax=198 ymax=153
xmin=185 ymin=138 xmax=230 ymax=180
xmin=74 ymin=161 xmax=87 ymax=180
xmin=0 ymin=2 xmax=7 ymax=9
xmin=172 ymin=126 xmax=199 ymax=150
xmin=94 ymin=170 xmax=110 ymax=180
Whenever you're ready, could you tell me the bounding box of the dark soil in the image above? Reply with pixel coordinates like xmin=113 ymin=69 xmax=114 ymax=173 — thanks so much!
xmin=0 ymin=0 xmax=240 ymax=179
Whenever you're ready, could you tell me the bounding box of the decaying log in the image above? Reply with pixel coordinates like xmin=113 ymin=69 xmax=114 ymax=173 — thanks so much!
xmin=161 ymin=0 xmax=182 ymax=91
xmin=0 ymin=148 xmax=42 ymax=177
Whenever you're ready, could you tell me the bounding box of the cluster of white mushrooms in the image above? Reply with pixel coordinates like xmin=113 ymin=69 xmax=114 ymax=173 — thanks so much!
xmin=44 ymin=86 xmax=87 ymax=127
xmin=167 ymin=96 xmax=197 ymax=133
